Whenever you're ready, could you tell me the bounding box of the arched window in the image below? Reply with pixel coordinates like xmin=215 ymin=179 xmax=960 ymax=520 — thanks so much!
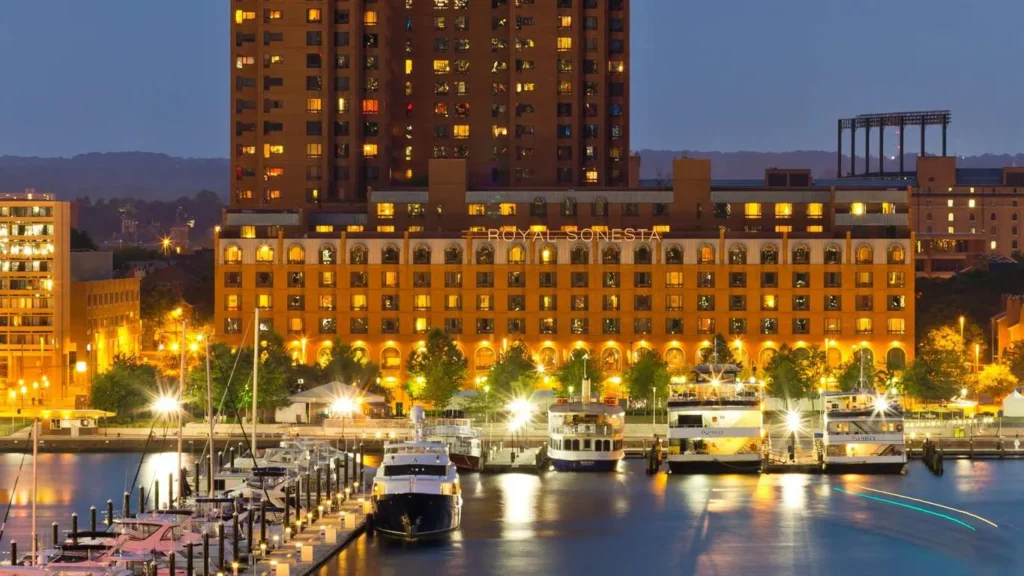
xmin=561 ymin=197 xmax=577 ymax=217
xmin=255 ymin=244 xmax=275 ymax=263
xmin=855 ymin=244 xmax=873 ymax=264
xmin=350 ymin=244 xmax=368 ymax=265
xmin=531 ymin=196 xmax=546 ymax=217
xmin=538 ymin=347 xmax=558 ymax=372
xmin=319 ymin=244 xmax=336 ymax=265
xmin=633 ymin=345 xmax=651 ymax=364
xmin=602 ymin=245 xmax=620 ymax=264
xmin=316 ymin=346 xmax=333 ymax=369
xmin=601 ymin=348 xmax=620 ymax=371
xmin=287 ymin=244 xmax=306 ymax=264
xmin=381 ymin=347 xmax=402 ymax=370
xmin=826 ymin=348 xmax=842 ymax=368
xmin=352 ymin=347 xmax=369 ymax=364
xmin=224 ymin=244 xmax=243 ymax=264
xmin=634 ymin=244 xmax=652 ymax=265
xmin=852 ymin=348 xmax=875 ymax=369
xmin=698 ymin=244 xmax=715 ymax=265
xmin=593 ymin=196 xmax=607 ymax=217
xmin=665 ymin=348 xmax=685 ymax=370
xmin=382 ymin=244 xmax=400 ymax=264
xmin=728 ymin=244 xmax=747 ymax=265
xmin=760 ymin=244 xmax=778 ymax=265
xmin=665 ymin=245 xmax=683 ymax=264
xmin=570 ymin=244 xmax=589 ymax=265
xmin=444 ymin=244 xmax=463 ymax=264
xmin=886 ymin=347 xmax=907 ymax=371
xmin=475 ymin=347 xmax=496 ymax=370
xmin=792 ymin=244 xmax=810 ymax=264
xmin=888 ymin=244 xmax=906 ymax=265
xmin=508 ymin=244 xmax=526 ymax=264
xmin=824 ymin=244 xmax=842 ymax=265
xmin=476 ymin=244 xmax=495 ymax=264
xmin=413 ymin=244 xmax=431 ymax=264
xmin=539 ymin=244 xmax=557 ymax=264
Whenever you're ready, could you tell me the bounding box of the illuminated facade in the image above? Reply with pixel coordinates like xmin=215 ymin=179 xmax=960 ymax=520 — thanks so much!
xmin=0 ymin=195 xmax=71 ymax=395
xmin=230 ymin=0 xmax=632 ymax=213
xmin=215 ymin=159 xmax=916 ymax=404
xmin=69 ymin=277 xmax=142 ymax=385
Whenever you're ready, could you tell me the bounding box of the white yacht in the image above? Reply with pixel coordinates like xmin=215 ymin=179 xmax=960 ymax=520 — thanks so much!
xmin=547 ymin=396 xmax=625 ymax=472
xmin=371 ymin=407 xmax=462 ymax=539
xmin=427 ymin=418 xmax=484 ymax=471
xmin=666 ymin=364 xmax=764 ymax=473
xmin=821 ymin=389 xmax=907 ymax=474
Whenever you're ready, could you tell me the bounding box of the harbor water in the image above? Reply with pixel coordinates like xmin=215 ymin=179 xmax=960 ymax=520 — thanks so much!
xmin=2 ymin=453 xmax=1022 ymax=575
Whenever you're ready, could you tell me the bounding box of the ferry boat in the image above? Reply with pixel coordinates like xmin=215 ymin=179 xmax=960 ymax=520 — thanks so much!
xmin=821 ymin=389 xmax=907 ymax=474
xmin=427 ymin=418 xmax=484 ymax=471
xmin=547 ymin=397 xmax=625 ymax=472
xmin=371 ymin=407 xmax=462 ymax=539
xmin=666 ymin=364 xmax=764 ymax=474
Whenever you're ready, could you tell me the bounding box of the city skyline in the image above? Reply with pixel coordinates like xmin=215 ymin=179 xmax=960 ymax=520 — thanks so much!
xmin=1 ymin=0 xmax=1022 ymax=159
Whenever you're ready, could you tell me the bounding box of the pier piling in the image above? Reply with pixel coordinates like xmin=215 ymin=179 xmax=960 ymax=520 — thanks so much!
xmin=90 ymin=506 xmax=97 ymax=532
xmin=343 ymin=453 xmax=349 ymax=488
xmin=154 ymin=481 xmax=159 ymax=510
xmin=260 ymin=499 xmax=267 ymax=546
xmin=232 ymin=512 xmax=240 ymax=564
xmin=246 ymin=506 xmax=254 ymax=554
xmin=168 ymin=473 xmax=174 ymax=507
xmin=123 ymin=491 xmax=131 ymax=519
xmin=106 ymin=499 xmax=113 ymax=526
xmin=217 ymin=522 xmax=225 ymax=572
xmin=186 ymin=542 xmax=194 ymax=576
xmin=327 ymin=462 xmax=333 ymax=510
xmin=51 ymin=522 xmax=58 ymax=548
xmin=316 ymin=467 xmax=322 ymax=507
xmin=202 ymin=532 xmax=210 ymax=576
xmin=305 ymin=474 xmax=311 ymax=512
xmin=218 ymin=450 xmax=224 ymax=469
xmin=169 ymin=550 xmax=176 ymax=576
xmin=11 ymin=540 xmax=16 ymax=566
xmin=71 ymin=512 xmax=78 ymax=545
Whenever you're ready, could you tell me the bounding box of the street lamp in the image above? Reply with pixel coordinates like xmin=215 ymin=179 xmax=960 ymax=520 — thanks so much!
xmin=331 ymin=395 xmax=360 ymax=450
xmin=959 ymin=316 xmax=965 ymax=347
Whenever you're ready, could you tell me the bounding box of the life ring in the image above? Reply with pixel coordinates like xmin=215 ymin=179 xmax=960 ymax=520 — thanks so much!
xmin=896 ymin=424 xmax=904 ymax=432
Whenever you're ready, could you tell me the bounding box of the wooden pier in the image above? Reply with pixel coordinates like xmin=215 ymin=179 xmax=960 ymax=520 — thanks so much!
xmin=481 ymin=446 xmax=546 ymax=473
xmin=906 ymin=437 xmax=1024 ymax=460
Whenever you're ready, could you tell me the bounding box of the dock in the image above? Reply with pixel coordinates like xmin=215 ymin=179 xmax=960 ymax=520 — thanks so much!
xmin=481 ymin=446 xmax=546 ymax=473
xmin=906 ymin=437 xmax=1024 ymax=460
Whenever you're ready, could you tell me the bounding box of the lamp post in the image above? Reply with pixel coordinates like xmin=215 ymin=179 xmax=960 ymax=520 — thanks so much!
xmin=974 ymin=343 xmax=980 ymax=403
xmin=959 ymin=316 xmax=965 ymax=348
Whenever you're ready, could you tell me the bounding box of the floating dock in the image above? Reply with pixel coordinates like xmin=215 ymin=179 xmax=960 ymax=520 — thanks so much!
xmin=481 ymin=446 xmax=546 ymax=473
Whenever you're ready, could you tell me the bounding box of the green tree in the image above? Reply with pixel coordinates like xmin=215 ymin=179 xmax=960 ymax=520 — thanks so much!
xmin=624 ymin=349 xmax=670 ymax=407
xmin=795 ymin=345 xmax=831 ymax=391
xmin=763 ymin=345 xmax=809 ymax=402
xmin=699 ymin=334 xmax=739 ymax=366
xmin=553 ymin=349 xmax=604 ymax=397
xmin=1003 ymin=341 xmax=1024 ymax=382
xmin=89 ymin=356 xmax=158 ymax=421
xmin=186 ymin=336 xmax=292 ymax=419
xmin=977 ymin=363 xmax=1018 ymax=400
xmin=321 ymin=340 xmax=389 ymax=402
xmin=487 ymin=341 xmax=539 ymax=398
xmin=407 ymin=329 xmax=467 ymax=410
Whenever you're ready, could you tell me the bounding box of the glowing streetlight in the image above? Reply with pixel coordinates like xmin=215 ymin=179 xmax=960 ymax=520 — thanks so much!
xmin=959 ymin=316 xmax=965 ymax=346
xmin=152 ymin=395 xmax=181 ymax=415
xmin=785 ymin=410 xmax=802 ymax=433
xmin=873 ymin=395 xmax=889 ymax=415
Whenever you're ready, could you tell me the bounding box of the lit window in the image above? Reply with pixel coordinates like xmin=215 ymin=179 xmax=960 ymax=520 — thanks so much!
xmin=306 ymin=143 xmax=322 ymax=159
xmin=947 ymin=212 xmax=954 ymax=222
xmin=241 ymin=226 xmax=256 ymax=239
xmin=362 ymin=99 xmax=379 ymax=114
xmin=405 ymin=59 xmax=413 ymax=74
xmin=235 ymin=56 xmax=254 ymax=69
xmin=807 ymin=203 xmax=823 ymax=219
xmin=256 ymin=244 xmax=275 ymax=263
xmin=584 ymin=170 xmax=598 ymax=183
xmin=855 ymin=318 xmax=873 ymax=334
xmin=265 ymin=189 xmax=281 ymax=200
xmin=775 ymin=226 xmax=793 ymax=233
xmin=363 ymin=143 xmax=379 ymax=158
xmin=744 ymin=203 xmax=762 ymax=219
xmin=807 ymin=225 xmax=823 ymax=233
xmin=265 ymin=168 xmax=284 ymax=178
xmin=608 ymin=61 xmax=625 ymax=73
xmin=991 ymin=240 xmax=997 ymax=250
xmin=947 ymin=226 xmax=955 ymax=234
xmin=433 ymin=60 xmax=451 ymax=74
xmin=882 ymin=202 xmax=896 ymax=214
xmin=306 ymin=8 xmax=322 ymax=23
xmin=454 ymin=125 xmax=470 ymax=139
xmin=337 ymin=98 xmax=349 ymax=113
xmin=947 ymin=199 xmax=954 ymax=207
xmin=558 ymin=16 xmax=572 ymax=29
xmin=775 ymin=203 xmax=793 ymax=218
xmin=492 ymin=125 xmax=508 ymax=137
xmin=887 ymin=318 xmax=906 ymax=335
xmin=468 ymin=204 xmax=486 ymax=216
xmin=377 ymin=226 xmax=395 ymax=232
xmin=346 ymin=225 xmax=364 ymax=233
xmin=257 ymin=294 xmax=272 ymax=310
xmin=263 ymin=144 xmax=284 ymax=158
xmin=235 ymin=10 xmax=255 ymax=24
xmin=306 ymin=98 xmax=322 ymax=113
xmin=314 ymin=225 xmax=334 ymax=233
xmin=516 ymin=82 xmax=535 ymax=92
xmin=851 ymin=203 xmax=865 ymax=215
xmin=364 ymin=10 xmax=378 ymax=25
xmin=968 ymin=199 xmax=976 ymax=208
xmin=267 ymin=10 xmax=282 ymax=20
xmin=377 ymin=203 xmax=395 ymax=218
xmin=653 ymin=225 xmax=670 ymax=233
xmin=557 ymin=37 xmax=572 ymax=51
xmin=500 ymin=203 xmax=516 ymax=215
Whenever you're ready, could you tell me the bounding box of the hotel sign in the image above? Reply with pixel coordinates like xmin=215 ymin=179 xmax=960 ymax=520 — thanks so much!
xmin=485 ymin=228 xmax=662 ymax=242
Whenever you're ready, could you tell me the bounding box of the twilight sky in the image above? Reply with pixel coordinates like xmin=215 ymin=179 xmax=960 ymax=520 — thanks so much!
xmin=0 ymin=0 xmax=1020 ymax=158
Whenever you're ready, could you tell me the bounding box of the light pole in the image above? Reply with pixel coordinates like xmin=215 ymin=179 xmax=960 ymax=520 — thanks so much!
xmin=959 ymin=316 xmax=965 ymax=348
xmin=974 ymin=343 xmax=980 ymax=403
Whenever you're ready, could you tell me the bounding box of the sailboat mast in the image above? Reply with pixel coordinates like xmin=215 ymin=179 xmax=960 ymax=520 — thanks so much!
xmin=206 ymin=338 xmax=215 ymax=496
xmin=31 ymin=418 xmax=37 ymax=565
xmin=178 ymin=319 xmax=186 ymax=505
xmin=252 ymin=308 xmax=259 ymax=458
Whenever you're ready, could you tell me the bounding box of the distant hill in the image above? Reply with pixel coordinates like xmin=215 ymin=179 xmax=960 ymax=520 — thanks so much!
xmin=635 ymin=150 xmax=1024 ymax=180
xmin=1 ymin=152 xmax=1022 ymax=204
xmin=0 ymin=152 xmax=228 ymax=202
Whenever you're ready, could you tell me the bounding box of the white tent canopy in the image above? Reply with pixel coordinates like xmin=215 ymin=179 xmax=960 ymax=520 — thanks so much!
xmin=1002 ymin=390 xmax=1024 ymax=417
xmin=287 ymin=381 xmax=385 ymax=405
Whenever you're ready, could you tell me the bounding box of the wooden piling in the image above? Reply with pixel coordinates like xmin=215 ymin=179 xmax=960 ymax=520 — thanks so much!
xmin=106 ymin=499 xmax=113 ymax=526
xmin=90 ymin=506 xmax=97 ymax=532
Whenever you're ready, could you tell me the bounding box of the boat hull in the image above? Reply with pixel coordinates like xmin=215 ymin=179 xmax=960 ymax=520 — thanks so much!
xmin=448 ymin=453 xmax=481 ymax=472
xmin=550 ymin=458 xmax=621 ymax=472
xmin=371 ymin=493 xmax=461 ymax=539
xmin=824 ymin=461 xmax=907 ymax=475
xmin=667 ymin=458 xmax=762 ymax=474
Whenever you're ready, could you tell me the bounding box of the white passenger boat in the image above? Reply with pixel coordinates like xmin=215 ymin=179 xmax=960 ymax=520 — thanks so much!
xmin=666 ymin=364 xmax=764 ymax=473
xmin=427 ymin=418 xmax=483 ymax=471
xmin=821 ymin=389 xmax=907 ymax=474
xmin=547 ymin=397 xmax=625 ymax=472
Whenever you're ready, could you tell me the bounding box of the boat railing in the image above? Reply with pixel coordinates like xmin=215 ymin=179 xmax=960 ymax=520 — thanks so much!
xmin=668 ymin=387 xmax=761 ymax=403
xmin=428 ymin=424 xmax=481 ymax=438
xmin=549 ymin=424 xmax=621 ymax=437
xmin=667 ymin=421 xmax=760 ymax=430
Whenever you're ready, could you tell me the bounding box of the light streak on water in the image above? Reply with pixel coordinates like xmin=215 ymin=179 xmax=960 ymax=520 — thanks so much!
xmin=834 ymin=487 xmax=976 ymax=532
xmin=854 ymin=485 xmax=998 ymax=528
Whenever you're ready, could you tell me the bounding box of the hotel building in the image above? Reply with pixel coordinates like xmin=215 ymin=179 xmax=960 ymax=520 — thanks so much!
xmin=215 ymin=158 xmax=916 ymax=406
xmin=231 ymin=0 xmax=632 ymax=214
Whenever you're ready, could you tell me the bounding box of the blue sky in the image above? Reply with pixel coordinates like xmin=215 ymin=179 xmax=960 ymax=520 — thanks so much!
xmin=0 ymin=0 xmax=1019 ymax=158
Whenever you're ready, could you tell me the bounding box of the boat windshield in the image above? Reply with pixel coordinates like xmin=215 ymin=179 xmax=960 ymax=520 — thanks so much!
xmin=117 ymin=522 xmax=163 ymax=541
xmin=384 ymin=444 xmax=448 ymax=456
xmin=382 ymin=464 xmax=448 ymax=477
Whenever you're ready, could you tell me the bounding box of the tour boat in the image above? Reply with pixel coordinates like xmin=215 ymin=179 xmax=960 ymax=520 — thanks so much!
xmin=371 ymin=407 xmax=462 ymax=539
xmin=666 ymin=364 xmax=764 ymax=474
xmin=427 ymin=418 xmax=484 ymax=471
xmin=821 ymin=389 xmax=907 ymax=474
xmin=547 ymin=397 xmax=625 ymax=472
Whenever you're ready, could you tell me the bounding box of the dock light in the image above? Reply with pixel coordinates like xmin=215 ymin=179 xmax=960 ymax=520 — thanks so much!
xmin=232 ymin=561 xmax=239 ymax=576
xmin=873 ymin=395 xmax=889 ymax=415
xmin=260 ymin=542 xmax=267 ymax=557
xmin=960 ymin=387 xmax=968 ymax=398
xmin=152 ymin=395 xmax=180 ymax=415
xmin=506 ymin=397 xmax=534 ymax=431
xmin=785 ymin=410 xmax=802 ymax=433
xmin=331 ymin=396 xmax=357 ymax=416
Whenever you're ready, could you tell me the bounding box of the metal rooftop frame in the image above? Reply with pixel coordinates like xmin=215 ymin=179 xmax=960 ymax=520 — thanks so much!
xmin=837 ymin=109 xmax=952 ymax=180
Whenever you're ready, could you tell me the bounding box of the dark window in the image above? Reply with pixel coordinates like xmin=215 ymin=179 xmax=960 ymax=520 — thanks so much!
xmin=306 ymin=121 xmax=322 ymax=136
xmin=571 ymin=272 xmax=588 ymax=287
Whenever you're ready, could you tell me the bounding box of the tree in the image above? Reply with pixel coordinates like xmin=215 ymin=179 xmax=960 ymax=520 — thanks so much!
xmin=553 ymin=349 xmax=604 ymax=397
xmin=185 ymin=336 xmax=292 ymax=419
xmin=71 ymin=228 xmax=98 ymax=251
xmin=763 ymin=345 xmax=809 ymax=403
xmin=624 ymin=349 xmax=670 ymax=407
xmin=1003 ymin=341 xmax=1024 ymax=382
xmin=699 ymin=334 xmax=739 ymax=366
xmin=901 ymin=350 xmax=963 ymax=402
xmin=486 ymin=342 xmax=538 ymax=398
xmin=978 ymin=363 xmax=1018 ymax=400
xmin=320 ymin=340 xmax=389 ymax=402
xmin=795 ymin=345 xmax=831 ymax=391
xmin=90 ymin=356 xmax=158 ymax=421
xmin=407 ymin=329 xmax=467 ymax=410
